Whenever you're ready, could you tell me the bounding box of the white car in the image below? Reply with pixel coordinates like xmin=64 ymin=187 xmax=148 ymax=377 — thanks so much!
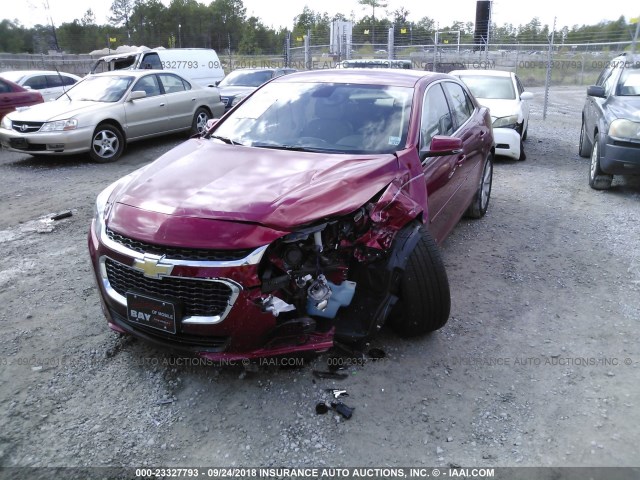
xmin=450 ymin=70 xmax=533 ymax=160
xmin=0 ymin=70 xmax=81 ymax=102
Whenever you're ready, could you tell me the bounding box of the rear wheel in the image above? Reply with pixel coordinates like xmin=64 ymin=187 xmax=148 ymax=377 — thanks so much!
xmin=389 ymin=227 xmax=451 ymax=337
xmin=588 ymin=137 xmax=613 ymax=190
xmin=89 ymin=124 xmax=124 ymax=163
xmin=578 ymin=119 xmax=592 ymax=158
xmin=466 ymin=153 xmax=493 ymax=219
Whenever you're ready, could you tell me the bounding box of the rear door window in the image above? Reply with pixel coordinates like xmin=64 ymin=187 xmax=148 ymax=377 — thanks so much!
xmin=442 ymin=81 xmax=474 ymax=129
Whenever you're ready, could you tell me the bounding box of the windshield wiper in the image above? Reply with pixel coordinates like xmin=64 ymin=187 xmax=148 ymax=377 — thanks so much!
xmin=210 ymin=135 xmax=240 ymax=145
xmin=253 ymin=143 xmax=334 ymax=153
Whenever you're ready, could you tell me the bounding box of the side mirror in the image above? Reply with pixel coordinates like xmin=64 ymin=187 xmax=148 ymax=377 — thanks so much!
xmin=520 ymin=91 xmax=533 ymax=101
xmin=420 ymin=135 xmax=463 ymax=162
xmin=127 ymin=90 xmax=146 ymax=101
xmin=215 ymin=80 xmax=221 ymax=86
xmin=205 ymin=118 xmax=218 ymax=130
xmin=587 ymin=85 xmax=606 ymax=98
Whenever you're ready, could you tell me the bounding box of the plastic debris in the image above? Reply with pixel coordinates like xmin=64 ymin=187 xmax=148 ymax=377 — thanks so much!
xmin=331 ymin=401 xmax=354 ymax=419
xmin=51 ymin=210 xmax=73 ymax=221
xmin=325 ymin=389 xmax=349 ymax=399
xmin=315 ymin=402 xmax=329 ymax=414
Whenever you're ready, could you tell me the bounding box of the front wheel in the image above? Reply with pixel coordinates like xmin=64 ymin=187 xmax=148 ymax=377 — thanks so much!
xmin=90 ymin=124 xmax=124 ymax=163
xmin=588 ymin=137 xmax=612 ymax=190
xmin=466 ymin=153 xmax=493 ymax=219
xmin=190 ymin=108 xmax=211 ymax=136
xmin=389 ymin=226 xmax=451 ymax=337
xmin=578 ymin=119 xmax=592 ymax=158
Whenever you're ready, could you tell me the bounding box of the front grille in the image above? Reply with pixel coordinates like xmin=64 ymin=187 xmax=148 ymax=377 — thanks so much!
xmin=110 ymin=309 xmax=229 ymax=352
xmin=106 ymin=227 xmax=254 ymax=261
xmin=11 ymin=121 xmax=44 ymax=133
xmin=105 ymin=258 xmax=233 ymax=317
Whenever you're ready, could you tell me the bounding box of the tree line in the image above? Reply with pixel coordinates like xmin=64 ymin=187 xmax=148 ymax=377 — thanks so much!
xmin=0 ymin=0 xmax=636 ymax=55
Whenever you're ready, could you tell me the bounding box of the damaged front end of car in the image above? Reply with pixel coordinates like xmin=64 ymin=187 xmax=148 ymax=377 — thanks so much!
xmin=88 ymin=172 xmax=428 ymax=360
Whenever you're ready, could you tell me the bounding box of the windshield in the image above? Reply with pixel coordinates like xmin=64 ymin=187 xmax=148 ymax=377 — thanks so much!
xmin=63 ymin=75 xmax=134 ymax=102
xmin=617 ymin=67 xmax=640 ymax=96
xmin=458 ymin=75 xmax=516 ymax=100
xmin=218 ymin=70 xmax=274 ymax=87
xmin=212 ymin=81 xmax=413 ymax=154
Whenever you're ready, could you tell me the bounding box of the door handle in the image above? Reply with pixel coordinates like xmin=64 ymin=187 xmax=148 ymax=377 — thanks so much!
xmin=159 ymin=103 xmax=165 ymax=107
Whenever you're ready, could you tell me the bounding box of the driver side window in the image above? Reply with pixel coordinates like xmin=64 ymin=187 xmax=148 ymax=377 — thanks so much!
xmin=420 ymin=84 xmax=453 ymax=150
xmin=133 ymin=75 xmax=161 ymax=97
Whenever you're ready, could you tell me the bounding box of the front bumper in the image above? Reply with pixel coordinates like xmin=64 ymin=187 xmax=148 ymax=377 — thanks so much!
xmin=88 ymin=219 xmax=334 ymax=360
xmin=492 ymin=128 xmax=521 ymax=160
xmin=0 ymin=126 xmax=93 ymax=155
xmin=600 ymin=135 xmax=640 ymax=175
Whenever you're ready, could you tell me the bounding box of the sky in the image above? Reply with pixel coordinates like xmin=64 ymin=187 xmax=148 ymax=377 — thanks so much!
xmin=3 ymin=0 xmax=638 ymax=31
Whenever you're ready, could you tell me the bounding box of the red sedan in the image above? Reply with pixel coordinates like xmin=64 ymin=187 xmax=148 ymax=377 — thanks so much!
xmin=88 ymin=69 xmax=495 ymax=360
xmin=0 ymin=76 xmax=44 ymax=120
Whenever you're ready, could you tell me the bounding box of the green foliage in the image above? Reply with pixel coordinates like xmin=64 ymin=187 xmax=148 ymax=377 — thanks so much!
xmin=0 ymin=4 xmax=636 ymax=55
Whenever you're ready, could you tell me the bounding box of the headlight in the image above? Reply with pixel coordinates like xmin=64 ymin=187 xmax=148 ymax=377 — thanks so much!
xmin=492 ymin=115 xmax=519 ymax=129
xmin=40 ymin=119 xmax=78 ymax=132
xmin=231 ymin=95 xmax=247 ymax=107
xmin=1 ymin=116 xmax=11 ymax=130
xmin=93 ymin=172 xmax=139 ymax=238
xmin=609 ymin=119 xmax=640 ymax=140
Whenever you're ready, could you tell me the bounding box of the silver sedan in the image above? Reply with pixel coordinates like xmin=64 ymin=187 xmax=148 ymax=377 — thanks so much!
xmin=0 ymin=70 xmax=225 ymax=162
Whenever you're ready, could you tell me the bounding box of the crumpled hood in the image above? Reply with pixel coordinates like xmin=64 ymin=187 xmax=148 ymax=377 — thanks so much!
xmin=115 ymin=139 xmax=401 ymax=230
xmin=8 ymin=99 xmax=107 ymax=122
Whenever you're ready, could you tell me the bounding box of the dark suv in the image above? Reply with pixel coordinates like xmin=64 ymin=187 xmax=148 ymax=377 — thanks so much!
xmin=579 ymin=53 xmax=640 ymax=189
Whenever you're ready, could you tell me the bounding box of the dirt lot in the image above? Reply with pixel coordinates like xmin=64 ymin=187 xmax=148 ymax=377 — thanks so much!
xmin=0 ymin=87 xmax=639 ymax=477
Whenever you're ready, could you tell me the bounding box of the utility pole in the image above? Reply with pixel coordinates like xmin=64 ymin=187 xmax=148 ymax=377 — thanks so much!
xmin=543 ymin=16 xmax=556 ymax=121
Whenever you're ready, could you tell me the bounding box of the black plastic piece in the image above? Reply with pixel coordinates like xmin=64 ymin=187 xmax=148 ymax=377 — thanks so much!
xmin=331 ymin=401 xmax=354 ymax=419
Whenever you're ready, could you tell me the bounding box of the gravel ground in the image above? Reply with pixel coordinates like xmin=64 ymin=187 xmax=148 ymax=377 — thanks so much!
xmin=0 ymin=86 xmax=639 ymax=477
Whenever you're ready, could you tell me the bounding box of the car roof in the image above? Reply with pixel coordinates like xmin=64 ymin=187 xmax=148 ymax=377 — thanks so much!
xmin=274 ymin=68 xmax=448 ymax=87
xmin=450 ymin=69 xmax=513 ymax=78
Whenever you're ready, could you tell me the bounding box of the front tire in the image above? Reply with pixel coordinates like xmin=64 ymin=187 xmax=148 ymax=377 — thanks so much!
xmin=90 ymin=124 xmax=124 ymax=163
xmin=389 ymin=227 xmax=451 ymax=337
xmin=578 ymin=119 xmax=592 ymax=158
xmin=466 ymin=153 xmax=493 ymax=219
xmin=190 ymin=107 xmax=211 ymax=136
xmin=588 ymin=137 xmax=613 ymax=190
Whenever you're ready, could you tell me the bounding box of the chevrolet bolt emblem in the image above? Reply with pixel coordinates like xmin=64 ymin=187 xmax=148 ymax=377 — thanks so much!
xmin=132 ymin=254 xmax=173 ymax=279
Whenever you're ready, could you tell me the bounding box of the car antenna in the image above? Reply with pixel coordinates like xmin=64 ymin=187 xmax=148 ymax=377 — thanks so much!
xmin=56 ymin=67 xmax=72 ymax=102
